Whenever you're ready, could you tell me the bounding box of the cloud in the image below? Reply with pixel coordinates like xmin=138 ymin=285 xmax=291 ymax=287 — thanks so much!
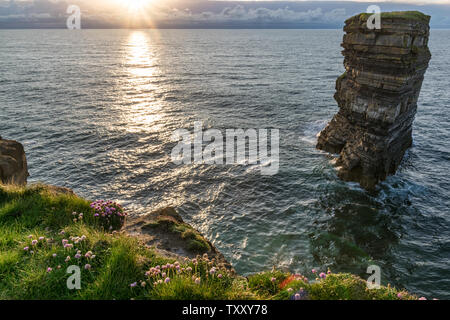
xmin=159 ymin=6 xmax=347 ymax=24
xmin=1 ymin=0 xmax=450 ymax=28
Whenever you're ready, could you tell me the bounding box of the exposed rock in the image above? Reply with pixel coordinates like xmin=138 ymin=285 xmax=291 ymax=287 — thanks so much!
xmin=0 ymin=136 xmax=29 ymax=185
xmin=45 ymin=185 xmax=76 ymax=196
xmin=126 ymin=207 xmax=231 ymax=269
xmin=317 ymin=11 xmax=431 ymax=189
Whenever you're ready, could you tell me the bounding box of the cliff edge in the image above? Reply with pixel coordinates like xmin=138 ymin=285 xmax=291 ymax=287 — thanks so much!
xmin=126 ymin=207 xmax=232 ymax=269
xmin=0 ymin=136 xmax=29 ymax=185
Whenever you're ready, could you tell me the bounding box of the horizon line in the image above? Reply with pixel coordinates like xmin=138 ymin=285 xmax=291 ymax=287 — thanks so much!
xmin=1 ymin=27 xmax=450 ymax=30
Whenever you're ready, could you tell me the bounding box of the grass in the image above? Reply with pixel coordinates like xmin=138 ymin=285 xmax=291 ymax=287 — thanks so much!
xmin=0 ymin=183 xmax=425 ymax=300
xmin=348 ymin=11 xmax=431 ymax=24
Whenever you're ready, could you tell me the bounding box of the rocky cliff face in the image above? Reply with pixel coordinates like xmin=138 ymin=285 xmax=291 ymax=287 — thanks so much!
xmin=0 ymin=136 xmax=29 ymax=185
xmin=317 ymin=11 xmax=431 ymax=189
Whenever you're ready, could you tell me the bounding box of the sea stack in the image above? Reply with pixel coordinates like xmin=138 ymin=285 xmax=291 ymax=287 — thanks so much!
xmin=317 ymin=11 xmax=431 ymax=189
xmin=0 ymin=137 xmax=29 ymax=185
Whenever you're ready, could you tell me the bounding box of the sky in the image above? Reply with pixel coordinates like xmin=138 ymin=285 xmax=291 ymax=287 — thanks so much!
xmin=1 ymin=0 xmax=450 ymax=28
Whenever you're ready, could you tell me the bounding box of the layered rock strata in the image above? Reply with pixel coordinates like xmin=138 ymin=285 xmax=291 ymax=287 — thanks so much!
xmin=317 ymin=11 xmax=431 ymax=189
xmin=0 ymin=136 xmax=29 ymax=185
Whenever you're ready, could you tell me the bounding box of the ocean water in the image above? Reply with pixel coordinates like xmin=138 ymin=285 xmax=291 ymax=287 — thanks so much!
xmin=1 ymin=29 xmax=449 ymax=299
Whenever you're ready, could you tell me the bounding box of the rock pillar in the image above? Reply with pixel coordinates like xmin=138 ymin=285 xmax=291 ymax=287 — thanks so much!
xmin=317 ymin=12 xmax=431 ymax=189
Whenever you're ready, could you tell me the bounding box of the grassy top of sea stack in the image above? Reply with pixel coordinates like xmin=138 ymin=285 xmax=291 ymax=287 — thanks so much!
xmin=0 ymin=183 xmax=425 ymax=300
xmin=347 ymin=11 xmax=431 ymax=24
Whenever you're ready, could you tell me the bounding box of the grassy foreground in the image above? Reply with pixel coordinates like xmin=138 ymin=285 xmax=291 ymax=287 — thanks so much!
xmin=0 ymin=184 xmax=421 ymax=300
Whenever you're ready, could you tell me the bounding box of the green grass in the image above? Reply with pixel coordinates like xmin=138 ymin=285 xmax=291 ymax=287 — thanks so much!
xmin=249 ymin=272 xmax=417 ymax=300
xmin=0 ymin=184 xmax=424 ymax=300
xmin=348 ymin=11 xmax=431 ymax=24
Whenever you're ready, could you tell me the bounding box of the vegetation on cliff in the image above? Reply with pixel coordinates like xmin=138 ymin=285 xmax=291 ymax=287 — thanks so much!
xmin=348 ymin=11 xmax=431 ymax=24
xmin=0 ymin=184 xmax=423 ymax=300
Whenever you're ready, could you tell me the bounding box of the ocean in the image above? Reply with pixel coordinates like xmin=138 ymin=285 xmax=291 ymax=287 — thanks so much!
xmin=1 ymin=29 xmax=449 ymax=299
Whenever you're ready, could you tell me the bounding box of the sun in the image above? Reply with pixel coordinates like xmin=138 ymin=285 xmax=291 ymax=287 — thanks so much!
xmin=117 ymin=0 xmax=151 ymax=12
xmin=116 ymin=0 xmax=158 ymax=27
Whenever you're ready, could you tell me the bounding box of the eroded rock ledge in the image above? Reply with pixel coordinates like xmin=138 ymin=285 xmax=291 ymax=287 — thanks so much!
xmin=0 ymin=136 xmax=29 ymax=185
xmin=126 ymin=207 xmax=232 ymax=269
xmin=317 ymin=11 xmax=431 ymax=189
